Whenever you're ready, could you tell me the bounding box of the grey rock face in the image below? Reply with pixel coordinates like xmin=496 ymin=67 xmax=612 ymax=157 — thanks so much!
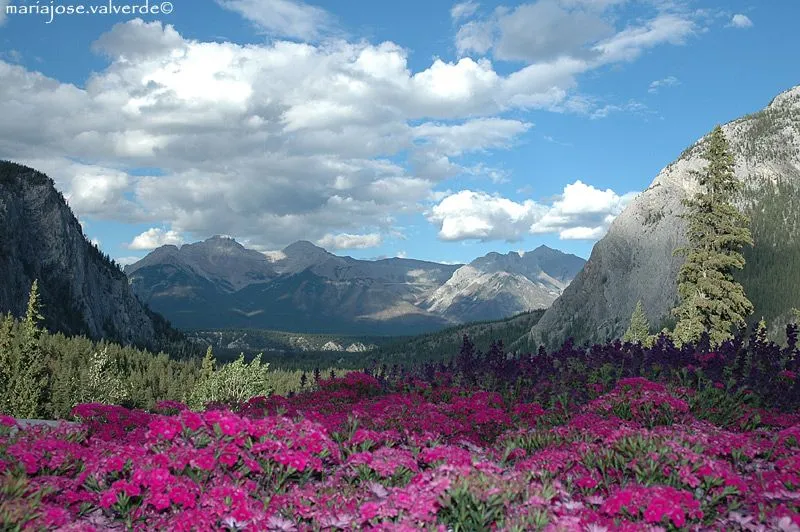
xmin=0 ymin=162 xmax=160 ymax=347
xmin=522 ymin=85 xmax=800 ymax=349
xmin=424 ymin=247 xmax=585 ymax=323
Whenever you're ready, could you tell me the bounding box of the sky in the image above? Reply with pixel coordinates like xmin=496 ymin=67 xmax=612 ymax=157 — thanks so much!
xmin=0 ymin=0 xmax=798 ymax=266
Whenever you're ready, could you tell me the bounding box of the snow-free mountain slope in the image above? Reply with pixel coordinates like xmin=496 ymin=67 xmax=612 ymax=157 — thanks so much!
xmin=520 ymin=83 xmax=800 ymax=349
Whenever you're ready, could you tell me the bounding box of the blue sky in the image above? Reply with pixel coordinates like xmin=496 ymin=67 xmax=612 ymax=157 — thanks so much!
xmin=0 ymin=0 xmax=798 ymax=265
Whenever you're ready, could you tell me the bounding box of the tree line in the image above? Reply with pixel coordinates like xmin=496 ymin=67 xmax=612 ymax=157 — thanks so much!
xmin=0 ymin=281 xmax=349 ymax=419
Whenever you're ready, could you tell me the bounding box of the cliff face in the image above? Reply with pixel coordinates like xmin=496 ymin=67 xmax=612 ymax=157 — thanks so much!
xmin=522 ymin=85 xmax=800 ymax=349
xmin=0 ymin=161 xmax=162 ymax=347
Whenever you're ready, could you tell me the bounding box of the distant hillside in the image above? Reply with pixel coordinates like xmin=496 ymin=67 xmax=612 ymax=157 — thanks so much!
xmin=126 ymin=236 xmax=583 ymax=336
xmin=373 ymin=309 xmax=546 ymax=365
xmin=0 ymin=161 xmax=180 ymax=348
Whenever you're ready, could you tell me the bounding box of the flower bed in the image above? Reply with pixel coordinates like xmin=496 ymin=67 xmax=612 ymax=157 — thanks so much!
xmin=2 ymin=372 xmax=800 ymax=531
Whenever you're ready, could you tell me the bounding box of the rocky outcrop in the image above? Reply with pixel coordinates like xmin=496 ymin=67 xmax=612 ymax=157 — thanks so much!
xmin=522 ymin=84 xmax=800 ymax=349
xmin=424 ymin=246 xmax=585 ymax=323
xmin=0 ymin=161 xmax=167 ymax=347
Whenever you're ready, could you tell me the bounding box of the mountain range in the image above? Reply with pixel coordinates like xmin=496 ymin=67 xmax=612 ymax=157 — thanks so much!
xmin=518 ymin=84 xmax=800 ymax=349
xmin=125 ymin=238 xmax=585 ymax=335
xmin=3 ymin=83 xmax=798 ymax=353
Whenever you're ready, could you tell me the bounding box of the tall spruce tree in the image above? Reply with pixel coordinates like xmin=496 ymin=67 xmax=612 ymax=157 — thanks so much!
xmin=11 ymin=280 xmax=50 ymax=418
xmin=672 ymin=125 xmax=754 ymax=346
xmin=622 ymin=300 xmax=650 ymax=344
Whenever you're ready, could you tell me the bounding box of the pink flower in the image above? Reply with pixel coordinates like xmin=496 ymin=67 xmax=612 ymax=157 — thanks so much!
xmin=190 ymin=449 xmax=215 ymax=471
xmin=360 ymin=502 xmax=381 ymax=521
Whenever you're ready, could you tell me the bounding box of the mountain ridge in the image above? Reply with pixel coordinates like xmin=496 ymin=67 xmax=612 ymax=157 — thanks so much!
xmin=126 ymin=236 xmax=585 ymax=335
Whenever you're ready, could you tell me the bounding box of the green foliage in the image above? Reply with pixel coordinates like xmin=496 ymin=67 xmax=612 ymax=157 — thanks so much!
xmin=378 ymin=310 xmax=545 ymax=364
xmin=672 ymin=126 xmax=754 ymax=346
xmin=0 ymin=313 xmax=15 ymax=413
xmin=438 ymin=480 xmax=507 ymax=532
xmin=735 ymin=178 xmax=800 ymax=341
xmin=9 ymin=281 xmax=50 ymax=418
xmin=622 ymin=300 xmax=651 ymax=345
xmin=188 ymin=351 xmax=273 ymax=409
xmin=82 ymin=347 xmax=129 ymax=405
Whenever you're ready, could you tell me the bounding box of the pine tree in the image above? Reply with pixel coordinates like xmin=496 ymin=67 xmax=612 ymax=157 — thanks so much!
xmin=0 ymin=313 xmax=16 ymax=413
xmin=188 ymin=346 xmax=216 ymax=410
xmin=672 ymin=125 xmax=754 ymax=346
xmin=622 ymin=300 xmax=650 ymax=344
xmin=200 ymin=345 xmax=215 ymax=380
xmin=11 ymin=280 xmax=50 ymax=418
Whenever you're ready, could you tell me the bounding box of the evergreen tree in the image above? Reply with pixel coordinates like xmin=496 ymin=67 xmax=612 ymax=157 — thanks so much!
xmin=11 ymin=280 xmax=50 ymax=418
xmin=622 ymin=300 xmax=650 ymax=344
xmin=0 ymin=313 xmax=15 ymax=413
xmin=672 ymin=125 xmax=754 ymax=346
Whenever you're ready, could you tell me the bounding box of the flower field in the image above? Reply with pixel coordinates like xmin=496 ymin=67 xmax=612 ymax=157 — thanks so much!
xmin=2 ymin=330 xmax=800 ymax=531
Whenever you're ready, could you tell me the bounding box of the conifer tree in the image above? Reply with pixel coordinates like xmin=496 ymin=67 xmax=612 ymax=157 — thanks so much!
xmin=622 ymin=300 xmax=650 ymax=344
xmin=11 ymin=280 xmax=50 ymax=418
xmin=0 ymin=313 xmax=15 ymax=413
xmin=672 ymin=125 xmax=754 ymax=346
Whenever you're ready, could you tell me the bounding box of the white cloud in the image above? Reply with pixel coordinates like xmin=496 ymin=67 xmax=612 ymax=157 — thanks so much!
xmin=90 ymin=238 xmax=102 ymax=247
xmin=317 ymin=233 xmax=383 ymax=250
xmin=494 ymin=1 xmax=614 ymax=63
xmin=648 ymin=75 xmax=680 ymax=93
xmin=413 ymin=118 xmax=532 ymax=157
xmin=455 ymin=1 xmax=695 ymax=67
xmin=0 ymin=13 xmax=686 ymax=251
xmin=216 ymin=0 xmax=333 ymax=40
xmin=115 ymin=256 xmax=143 ymax=267
xmin=128 ymin=228 xmax=185 ymax=250
xmin=529 ymin=180 xmax=637 ymax=239
xmin=451 ymin=1 xmax=480 ymax=21
xmin=395 ymin=250 xmax=408 ymax=258
xmin=592 ymin=14 xmax=695 ymax=64
xmin=427 ymin=190 xmax=545 ymax=241
xmin=428 ymin=180 xmax=637 ymax=242
xmin=729 ymin=14 xmax=753 ymax=29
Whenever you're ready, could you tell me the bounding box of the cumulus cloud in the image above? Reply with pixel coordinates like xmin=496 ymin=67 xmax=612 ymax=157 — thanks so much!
xmin=128 ymin=228 xmax=185 ymax=250
xmin=0 ymin=10 xmax=688 ymax=250
xmin=648 ymin=75 xmax=680 ymax=93
xmin=451 ymin=1 xmax=480 ymax=21
xmin=317 ymin=233 xmax=383 ymax=250
xmin=428 ymin=180 xmax=637 ymax=242
xmin=729 ymin=14 xmax=753 ymax=29
xmin=427 ymin=190 xmax=545 ymax=241
xmin=216 ymin=0 xmax=334 ymax=40
xmin=529 ymin=180 xmax=637 ymax=239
